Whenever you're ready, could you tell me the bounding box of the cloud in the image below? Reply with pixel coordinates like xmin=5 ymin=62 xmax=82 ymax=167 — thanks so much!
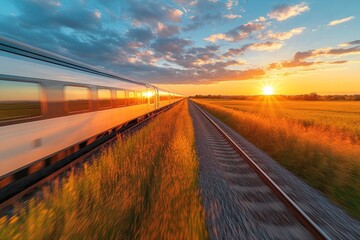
xmin=255 ymin=16 xmax=267 ymax=22
xmin=267 ymin=27 xmax=305 ymax=40
xmin=127 ymin=0 xmax=184 ymax=26
xmin=204 ymin=33 xmax=234 ymax=42
xmin=160 ymin=45 xmax=221 ymax=69
xmin=224 ymin=41 xmax=283 ymax=57
xmin=338 ymin=40 xmax=360 ymax=47
xmin=247 ymin=41 xmax=283 ymax=51
xmin=126 ymin=27 xmax=154 ymax=43
xmin=12 ymin=0 xmax=102 ymax=30
xmin=294 ymin=46 xmax=360 ymax=62
xmin=224 ymin=14 xmax=242 ymax=19
xmin=204 ymin=21 xmax=266 ymax=42
xmin=268 ymin=2 xmax=309 ymax=21
xmin=269 ymin=59 xmax=348 ymax=69
xmin=174 ymin=0 xmax=198 ymax=6
xmin=156 ymin=23 xmax=180 ymax=37
xmin=182 ymin=0 xmax=223 ymax=31
xmin=151 ymin=37 xmax=192 ymax=55
xmin=227 ymin=22 xmax=266 ymax=41
xmin=328 ymin=16 xmax=354 ymax=26
xmin=226 ymin=0 xmax=238 ymax=10
xmin=168 ymin=9 xmax=183 ymax=22
xmin=268 ymin=42 xmax=360 ymax=70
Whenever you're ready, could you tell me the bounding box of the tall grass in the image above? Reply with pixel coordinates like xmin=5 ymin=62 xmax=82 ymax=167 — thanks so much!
xmin=203 ymin=99 xmax=360 ymax=141
xmin=0 ymin=100 xmax=208 ymax=239
xmin=193 ymin=99 xmax=360 ymax=219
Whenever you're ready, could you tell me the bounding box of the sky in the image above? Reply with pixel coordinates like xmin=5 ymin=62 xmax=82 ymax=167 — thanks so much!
xmin=0 ymin=0 xmax=359 ymax=96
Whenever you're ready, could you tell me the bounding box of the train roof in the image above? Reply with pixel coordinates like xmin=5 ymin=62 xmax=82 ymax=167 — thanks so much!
xmin=0 ymin=35 xmax=148 ymax=87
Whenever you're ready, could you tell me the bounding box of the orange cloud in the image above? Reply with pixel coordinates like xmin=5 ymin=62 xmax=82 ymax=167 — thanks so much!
xmin=268 ymin=43 xmax=360 ymax=70
xmin=204 ymin=33 xmax=234 ymax=42
xmin=267 ymin=27 xmax=305 ymax=40
xmin=247 ymin=41 xmax=283 ymax=51
xmin=268 ymin=2 xmax=309 ymax=21
xmin=168 ymin=9 xmax=183 ymax=22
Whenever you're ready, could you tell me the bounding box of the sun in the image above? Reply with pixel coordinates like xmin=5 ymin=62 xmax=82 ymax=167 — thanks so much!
xmin=263 ymin=85 xmax=274 ymax=95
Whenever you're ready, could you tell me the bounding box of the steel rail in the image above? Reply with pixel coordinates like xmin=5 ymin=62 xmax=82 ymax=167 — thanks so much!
xmin=0 ymin=101 xmax=181 ymax=212
xmin=193 ymin=102 xmax=331 ymax=240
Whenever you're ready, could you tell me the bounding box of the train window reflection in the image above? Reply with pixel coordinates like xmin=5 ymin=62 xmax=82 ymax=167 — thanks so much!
xmin=136 ymin=92 xmax=142 ymax=104
xmin=98 ymin=88 xmax=111 ymax=109
xmin=0 ymin=80 xmax=41 ymax=121
xmin=64 ymin=86 xmax=89 ymax=112
xmin=142 ymin=91 xmax=148 ymax=104
xmin=149 ymin=91 xmax=155 ymax=104
xmin=128 ymin=91 xmax=135 ymax=105
xmin=116 ymin=90 xmax=126 ymax=106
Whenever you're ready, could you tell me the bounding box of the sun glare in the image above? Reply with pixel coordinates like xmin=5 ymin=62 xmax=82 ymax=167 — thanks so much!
xmin=263 ymin=86 xmax=274 ymax=95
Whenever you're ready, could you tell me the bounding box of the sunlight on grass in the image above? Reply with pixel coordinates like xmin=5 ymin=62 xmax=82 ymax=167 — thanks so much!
xmin=0 ymin=100 xmax=208 ymax=239
xmin=193 ymin=98 xmax=360 ymax=219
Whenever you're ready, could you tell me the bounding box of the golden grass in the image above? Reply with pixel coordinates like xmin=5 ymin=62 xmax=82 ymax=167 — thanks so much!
xmin=203 ymin=99 xmax=360 ymax=141
xmin=193 ymin=98 xmax=360 ymax=219
xmin=0 ymin=100 xmax=208 ymax=239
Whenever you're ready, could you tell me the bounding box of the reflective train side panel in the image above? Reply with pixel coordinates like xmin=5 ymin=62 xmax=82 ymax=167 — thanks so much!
xmin=0 ymin=37 xmax=183 ymax=182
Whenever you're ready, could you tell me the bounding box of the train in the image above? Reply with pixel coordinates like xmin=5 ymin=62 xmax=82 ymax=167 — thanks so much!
xmin=0 ymin=36 xmax=183 ymax=188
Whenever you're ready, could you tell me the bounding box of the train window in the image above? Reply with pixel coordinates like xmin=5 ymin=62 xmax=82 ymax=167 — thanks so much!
xmin=64 ymin=86 xmax=90 ymax=112
xmin=136 ymin=92 xmax=142 ymax=104
xmin=142 ymin=91 xmax=148 ymax=104
xmin=128 ymin=91 xmax=135 ymax=105
xmin=149 ymin=91 xmax=155 ymax=104
xmin=116 ymin=90 xmax=126 ymax=106
xmin=98 ymin=88 xmax=111 ymax=109
xmin=0 ymin=80 xmax=41 ymax=121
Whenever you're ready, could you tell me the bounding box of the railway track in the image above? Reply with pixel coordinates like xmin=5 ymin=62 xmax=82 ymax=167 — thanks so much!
xmin=190 ymin=101 xmax=332 ymax=239
xmin=0 ymin=102 xmax=179 ymax=214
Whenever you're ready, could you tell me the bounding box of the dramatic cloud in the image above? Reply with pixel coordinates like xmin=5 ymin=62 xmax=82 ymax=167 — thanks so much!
xmin=328 ymin=16 xmax=354 ymax=26
xmin=1 ymin=0 xmax=357 ymax=86
xmin=267 ymin=27 xmax=305 ymax=40
xmin=268 ymin=2 xmax=309 ymax=21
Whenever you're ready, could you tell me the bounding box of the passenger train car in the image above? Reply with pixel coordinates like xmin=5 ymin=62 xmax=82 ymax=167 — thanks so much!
xmin=0 ymin=36 xmax=183 ymax=188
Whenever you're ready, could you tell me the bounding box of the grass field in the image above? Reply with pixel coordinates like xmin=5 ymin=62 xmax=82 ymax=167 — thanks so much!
xmin=193 ymin=98 xmax=360 ymax=219
xmin=0 ymin=100 xmax=208 ymax=239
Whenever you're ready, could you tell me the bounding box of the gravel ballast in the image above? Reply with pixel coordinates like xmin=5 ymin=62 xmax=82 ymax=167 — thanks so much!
xmin=189 ymin=100 xmax=360 ymax=239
